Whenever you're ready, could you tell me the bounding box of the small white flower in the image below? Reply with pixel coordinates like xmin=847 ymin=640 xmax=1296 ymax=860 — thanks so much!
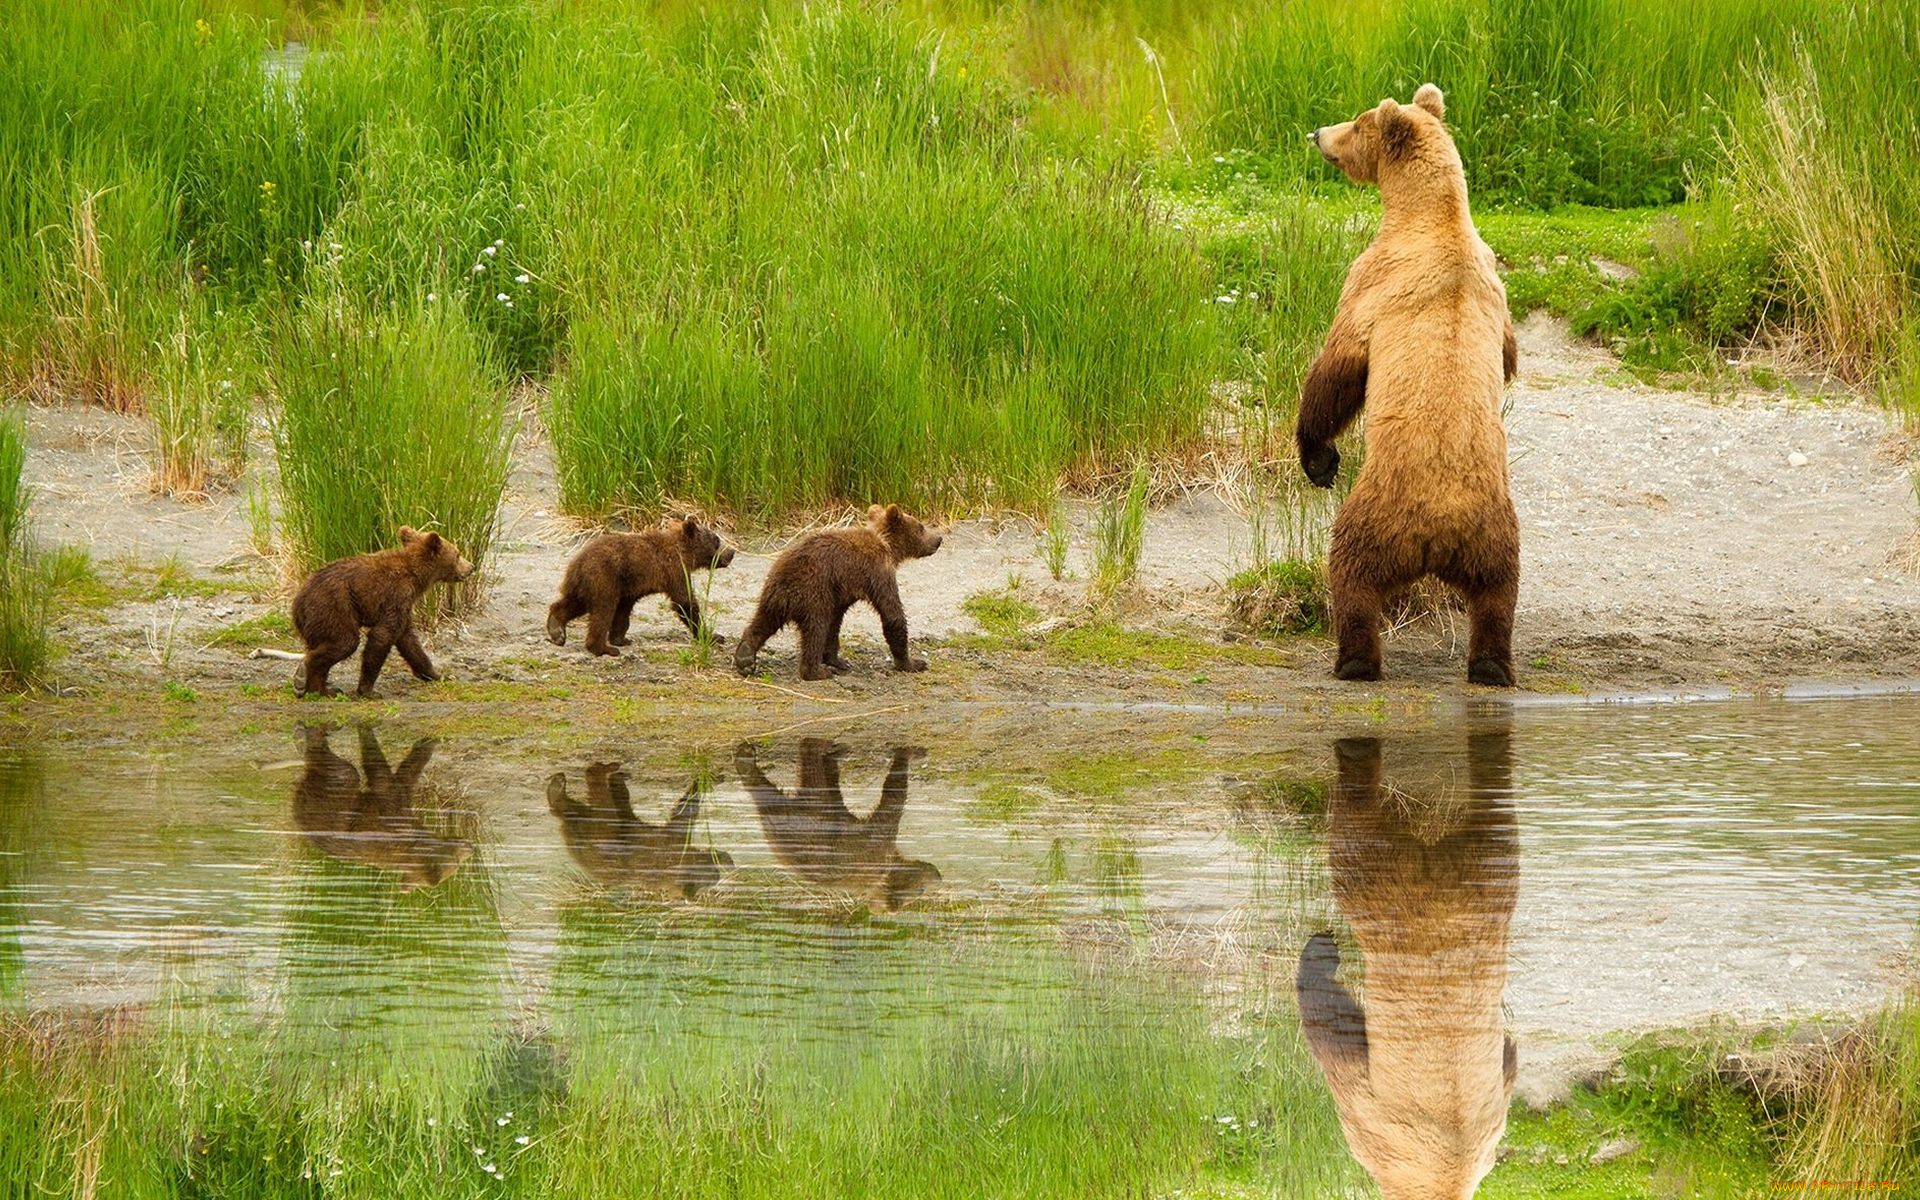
xmin=219 ymin=380 xmax=233 ymax=391
xmin=514 ymin=202 xmax=526 ymax=211
xmin=483 ymin=245 xmax=497 ymax=256
xmin=1213 ymin=154 xmax=1226 ymax=163
xmin=514 ymin=273 xmax=530 ymax=284
xmin=496 ymin=1116 xmax=510 ymax=1126
xmin=482 ymin=1163 xmax=496 ymax=1173
xmin=1215 ymin=295 xmax=1236 ymax=304
xmin=427 ymin=1117 xmax=438 ymax=1127
xmin=496 ymin=292 xmax=509 ymax=302
xmin=426 ymin=292 xmax=438 ymax=302
xmin=493 ymin=238 xmax=504 ymax=247
xmin=328 ymin=242 xmax=342 ymax=251
xmin=473 ymin=263 xmax=486 ymax=274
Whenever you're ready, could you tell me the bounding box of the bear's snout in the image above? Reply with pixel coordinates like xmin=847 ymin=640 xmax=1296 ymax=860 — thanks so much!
xmin=454 ymin=557 xmax=476 ymax=580
xmin=714 ymin=545 xmax=736 ymax=569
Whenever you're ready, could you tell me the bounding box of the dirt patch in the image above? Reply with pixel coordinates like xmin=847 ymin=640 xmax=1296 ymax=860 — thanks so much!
xmin=13 ymin=315 xmax=1920 ymax=705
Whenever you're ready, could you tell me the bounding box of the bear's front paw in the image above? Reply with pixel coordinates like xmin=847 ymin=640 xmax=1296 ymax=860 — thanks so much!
xmin=707 ymin=632 xmax=728 ymax=646
xmin=1302 ymin=443 xmax=1341 ymax=488
xmin=894 ymin=656 xmax=929 ymax=674
xmin=733 ymin=649 xmax=758 ymax=676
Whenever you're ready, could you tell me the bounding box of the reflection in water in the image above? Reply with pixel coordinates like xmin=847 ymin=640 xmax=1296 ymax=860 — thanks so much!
xmin=735 ymin=739 xmax=941 ymax=911
xmin=1297 ymin=730 xmax=1520 ymax=1200
xmin=292 ymin=723 xmax=472 ymax=890
xmin=547 ymin=764 xmax=734 ymax=899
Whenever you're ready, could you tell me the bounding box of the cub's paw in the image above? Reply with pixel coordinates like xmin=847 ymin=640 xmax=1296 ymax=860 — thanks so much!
xmin=545 ymin=614 xmax=567 ymax=646
xmin=825 ymin=655 xmax=852 ymax=673
xmin=1468 ymin=658 xmax=1515 ymax=688
xmin=894 ymin=656 xmax=929 ymax=674
xmin=1302 ymin=443 xmax=1341 ymax=488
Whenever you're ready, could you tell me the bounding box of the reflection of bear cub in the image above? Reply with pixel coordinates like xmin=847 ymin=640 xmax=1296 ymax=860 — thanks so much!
xmin=292 ymin=724 xmax=472 ymax=890
xmin=733 ymin=505 xmax=943 ymax=681
xmin=734 ymin=739 xmax=940 ymax=911
xmin=546 ymin=517 xmax=736 ymax=656
xmin=291 ymin=526 xmax=475 ymax=698
xmin=546 ymin=764 xmax=734 ymax=900
xmin=1296 ymin=731 xmax=1519 ymax=1200
xmin=1298 ymin=84 xmax=1520 ymax=686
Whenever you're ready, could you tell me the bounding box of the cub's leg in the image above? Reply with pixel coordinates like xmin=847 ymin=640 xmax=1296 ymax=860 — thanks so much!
xmin=796 ymin=602 xmax=834 ymax=682
xmin=396 ymin=627 xmax=441 ymax=683
xmin=546 ymin=591 xmax=586 ymax=646
xmin=608 ymin=595 xmax=639 ymax=647
xmin=823 ymin=603 xmax=853 ymax=672
xmin=733 ymin=601 xmax=786 ymax=676
xmin=300 ymin=634 xmax=359 ymax=698
xmin=357 ymin=623 xmax=398 ymax=698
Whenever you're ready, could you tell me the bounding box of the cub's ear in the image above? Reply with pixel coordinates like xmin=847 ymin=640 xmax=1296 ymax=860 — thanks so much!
xmin=1412 ymin=83 xmax=1445 ymax=119
xmin=885 ymin=503 xmax=903 ymax=521
xmin=399 ymin=525 xmax=420 ymax=544
xmin=682 ymin=514 xmax=699 ymax=535
xmin=421 ymin=531 xmax=444 ymax=553
xmin=1378 ymin=99 xmax=1417 ymax=161
xmin=867 ymin=503 xmax=886 ymax=524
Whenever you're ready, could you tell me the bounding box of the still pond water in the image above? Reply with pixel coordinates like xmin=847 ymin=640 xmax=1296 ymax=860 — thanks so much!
xmin=0 ymin=695 xmax=1915 ymax=1195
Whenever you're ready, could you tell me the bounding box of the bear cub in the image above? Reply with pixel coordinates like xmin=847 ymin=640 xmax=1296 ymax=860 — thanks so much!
xmin=292 ymin=526 xmax=474 ymax=698
xmin=733 ymin=504 xmax=942 ymax=681
xmin=547 ymin=516 xmax=736 ymax=656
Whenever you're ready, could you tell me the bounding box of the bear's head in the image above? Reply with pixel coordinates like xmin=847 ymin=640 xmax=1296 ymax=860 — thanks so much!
xmin=399 ymin=526 xmax=475 ymax=583
xmin=1310 ymin=84 xmax=1460 ymax=198
xmin=867 ymin=503 xmax=943 ymax=562
xmin=671 ymin=515 xmax=736 ymax=570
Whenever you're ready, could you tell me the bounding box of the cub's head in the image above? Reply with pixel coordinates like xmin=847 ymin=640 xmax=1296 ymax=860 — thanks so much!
xmin=671 ymin=515 xmax=736 ymax=570
xmin=1310 ymin=84 xmax=1457 ymax=190
xmin=867 ymin=504 xmax=943 ymax=562
xmin=399 ymin=526 xmax=475 ymax=583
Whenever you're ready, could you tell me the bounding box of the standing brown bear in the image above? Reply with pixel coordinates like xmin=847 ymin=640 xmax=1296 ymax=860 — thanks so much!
xmin=291 ymin=526 xmax=474 ymax=698
xmin=1298 ymin=84 xmax=1521 ymax=686
xmin=546 ymin=516 xmax=737 ymax=656
xmin=733 ymin=504 xmax=942 ymax=681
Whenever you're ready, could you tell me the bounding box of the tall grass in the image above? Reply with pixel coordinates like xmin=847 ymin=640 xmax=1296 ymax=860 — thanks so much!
xmin=270 ymin=295 xmax=514 ymax=609
xmin=0 ymin=411 xmax=53 ymax=689
xmin=1788 ymin=988 xmax=1920 ymax=1185
xmin=1090 ymin=460 xmax=1149 ymax=599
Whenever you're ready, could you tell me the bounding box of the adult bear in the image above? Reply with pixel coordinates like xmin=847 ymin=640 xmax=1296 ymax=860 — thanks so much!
xmin=1298 ymin=84 xmax=1520 ymax=686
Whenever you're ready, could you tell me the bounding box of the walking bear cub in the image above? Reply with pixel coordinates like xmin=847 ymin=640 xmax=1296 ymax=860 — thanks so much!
xmin=292 ymin=526 xmax=474 ymax=698
xmin=1299 ymin=84 xmax=1521 ymax=686
xmin=733 ymin=504 xmax=942 ymax=681
xmin=546 ymin=516 xmax=736 ymax=656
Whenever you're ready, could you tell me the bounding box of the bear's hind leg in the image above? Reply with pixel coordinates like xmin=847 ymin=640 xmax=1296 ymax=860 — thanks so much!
xmin=356 ymin=628 xmax=396 ymax=698
xmin=796 ymin=607 xmax=835 ymax=682
xmin=300 ymin=636 xmax=359 ymax=698
xmin=546 ymin=593 xmax=586 ymax=646
xmin=823 ymin=604 xmax=852 ymax=673
xmin=584 ymin=603 xmax=620 ymax=657
xmin=733 ymin=603 xmax=785 ymax=676
xmin=1464 ymin=575 xmax=1518 ymax=687
xmin=608 ymin=595 xmax=638 ymax=647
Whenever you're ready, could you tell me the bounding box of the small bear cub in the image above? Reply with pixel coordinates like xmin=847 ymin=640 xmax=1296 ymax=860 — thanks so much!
xmin=547 ymin=516 xmax=736 ymax=656
xmin=734 ymin=504 xmax=942 ymax=681
xmin=291 ymin=526 xmax=474 ymax=698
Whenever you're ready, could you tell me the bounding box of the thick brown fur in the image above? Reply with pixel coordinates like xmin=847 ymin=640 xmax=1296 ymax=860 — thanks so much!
xmin=292 ymin=724 xmax=472 ymax=890
xmin=546 ymin=764 xmax=734 ymax=900
xmin=291 ymin=526 xmax=474 ymax=698
xmin=546 ymin=517 xmax=736 ymax=656
xmin=733 ymin=504 xmax=943 ymax=681
xmin=734 ymin=739 xmax=940 ymax=911
xmin=1296 ymin=729 xmax=1519 ymax=1200
xmin=1300 ymin=84 xmax=1521 ymax=686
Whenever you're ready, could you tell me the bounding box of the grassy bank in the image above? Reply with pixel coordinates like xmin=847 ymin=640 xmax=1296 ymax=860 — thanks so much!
xmin=0 ymin=411 xmax=52 ymax=689
xmin=2 ymin=0 xmax=1917 ymax=540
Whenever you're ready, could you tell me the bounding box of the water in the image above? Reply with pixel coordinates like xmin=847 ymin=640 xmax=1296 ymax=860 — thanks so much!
xmin=1 ymin=696 xmax=1916 ymax=1194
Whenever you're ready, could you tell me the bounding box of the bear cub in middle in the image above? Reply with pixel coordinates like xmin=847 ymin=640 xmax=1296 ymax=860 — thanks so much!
xmin=734 ymin=504 xmax=943 ymax=681
xmin=548 ymin=516 xmax=736 ymax=656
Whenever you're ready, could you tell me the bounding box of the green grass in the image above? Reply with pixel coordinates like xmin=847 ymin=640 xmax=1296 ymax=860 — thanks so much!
xmin=205 ymin=610 xmax=297 ymax=650
xmin=1044 ymin=621 xmax=1290 ymax=672
xmin=1090 ymin=461 xmax=1150 ymax=600
xmin=962 ymin=581 xmax=1042 ymax=639
xmin=1225 ymin=559 xmax=1330 ymax=638
xmin=270 ymin=296 xmax=513 ymax=611
xmin=0 ymin=410 xmax=52 ymax=689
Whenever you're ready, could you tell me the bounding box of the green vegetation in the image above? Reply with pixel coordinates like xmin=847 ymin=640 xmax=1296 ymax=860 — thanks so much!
xmin=0 ymin=411 xmax=52 ymax=689
xmin=961 ymin=580 xmax=1042 ymax=639
xmin=1090 ymin=462 xmax=1149 ymax=600
xmin=270 ymin=298 xmax=513 ymax=610
xmin=1045 ymin=621 xmax=1290 ymax=673
xmin=1226 ymin=558 xmax=1330 ymax=638
xmin=1788 ymin=989 xmax=1920 ymax=1185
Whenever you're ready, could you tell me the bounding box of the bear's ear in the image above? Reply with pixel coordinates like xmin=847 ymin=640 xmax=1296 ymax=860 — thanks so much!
xmin=885 ymin=503 xmax=903 ymax=521
xmin=682 ymin=514 xmax=699 ymax=536
xmin=867 ymin=503 xmax=886 ymax=525
xmin=420 ymin=531 xmax=444 ymax=554
xmin=1412 ymin=83 xmax=1445 ymax=119
xmin=399 ymin=525 xmax=420 ymax=544
xmin=1377 ymin=99 xmax=1417 ymax=162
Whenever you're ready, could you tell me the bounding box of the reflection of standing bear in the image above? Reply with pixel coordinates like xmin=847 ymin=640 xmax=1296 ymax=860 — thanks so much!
xmin=292 ymin=724 xmax=473 ymax=890
xmin=546 ymin=764 xmax=734 ymax=900
xmin=1296 ymin=731 xmax=1519 ymax=1200
xmin=546 ymin=517 xmax=737 ymax=656
xmin=734 ymin=739 xmax=940 ymax=911
xmin=733 ymin=505 xmax=943 ymax=681
xmin=1298 ymin=85 xmax=1521 ymax=686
